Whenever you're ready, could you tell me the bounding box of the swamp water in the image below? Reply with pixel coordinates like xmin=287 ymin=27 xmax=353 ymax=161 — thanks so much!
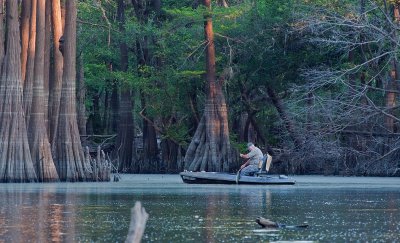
xmin=0 ymin=175 xmax=399 ymax=242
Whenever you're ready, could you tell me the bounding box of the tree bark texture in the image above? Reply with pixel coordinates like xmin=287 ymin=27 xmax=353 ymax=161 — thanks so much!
xmin=0 ymin=0 xmax=37 ymax=182
xmin=77 ymin=54 xmax=87 ymax=135
xmin=20 ymin=0 xmax=31 ymax=83
xmin=184 ymin=0 xmax=231 ymax=172
xmin=43 ymin=0 xmax=52 ymax=134
xmin=0 ymin=0 xmax=3 ymax=75
xmin=49 ymin=0 xmax=64 ymax=145
xmin=27 ymin=0 xmax=59 ymax=182
xmin=23 ymin=0 xmax=37 ymax=126
xmin=116 ymin=0 xmax=135 ymax=172
xmin=132 ymin=0 xmax=159 ymax=172
xmin=53 ymin=0 xmax=92 ymax=181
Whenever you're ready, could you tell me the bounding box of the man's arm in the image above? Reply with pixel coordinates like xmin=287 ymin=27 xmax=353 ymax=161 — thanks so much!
xmin=240 ymin=159 xmax=249 ymax=169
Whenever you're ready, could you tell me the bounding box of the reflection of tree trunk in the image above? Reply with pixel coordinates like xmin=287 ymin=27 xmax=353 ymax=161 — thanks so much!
xmin=49 ymin=0 xmax=64 ymax=144
xmin=266 ymin=85 xmax=303 ymax=148
xmin=53 ymin=0 xmax=91 ymax=181
xmin=0 ymin=0 xmax=37 ymax=182
xmin=184 ymin=0 xmax=231 ymax=172
xmin=28 ymin=0 xmax=59 ymax=182
xmin=23 ymin=0 xmax=37 ymax=126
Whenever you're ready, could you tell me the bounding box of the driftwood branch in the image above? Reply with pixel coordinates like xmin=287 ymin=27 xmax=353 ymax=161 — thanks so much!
xmin=125 ymin=201 xmax=149 ymax=243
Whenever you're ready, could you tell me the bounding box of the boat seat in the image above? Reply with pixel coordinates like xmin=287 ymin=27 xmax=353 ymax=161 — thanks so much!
xmin=255 ymin=153 xmax=272 ymax=177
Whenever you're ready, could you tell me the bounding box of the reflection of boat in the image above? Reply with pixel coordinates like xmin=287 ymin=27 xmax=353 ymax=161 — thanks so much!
xmin=180 ymin=172 xmax=296 ymax=185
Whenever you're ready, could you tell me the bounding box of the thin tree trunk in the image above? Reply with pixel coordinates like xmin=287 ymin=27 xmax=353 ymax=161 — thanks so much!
xmin=184 ymin=0 xmax=231 ymax=172
xmin=0 ymin=0 xmax=37 ymax=182
xmin=266 ymin=85 xmax=303 ymax=148
xmin=53 ymin=0 xmax=92 ymax=181
xmin=28 ymin=0 xmax=59 ymax=182
xmin=131 ymin=0 xmax=159 ymax=173
xmin=20 ymin=0 xmax=31 ymax=83
xmin=49 ymin=0 xmax=64 ymax=144
xmin=0 ymin=0 xmax=3 ymax=75
xmin=23 ymin=0 xmax=37 ymax=126
xmin=117 ymin=0 xmax=135 ymax=172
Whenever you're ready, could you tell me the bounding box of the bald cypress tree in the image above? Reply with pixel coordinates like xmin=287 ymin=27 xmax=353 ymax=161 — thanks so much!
xmin=27 ymin=0 xmax=59 ymax=182
xmin=184 ymin=0 xmax=232 ymax=172
xmin=53 ymin=0 xmax=92 ymax=181
xmin=0 ymin=0 xmax=37 ymax=182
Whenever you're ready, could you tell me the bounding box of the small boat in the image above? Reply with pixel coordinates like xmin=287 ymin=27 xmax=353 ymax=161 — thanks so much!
xmin=180 ymin=154 xmax=295 ymax=185
xmin=180 ymin=171 xmax=295 ymax=185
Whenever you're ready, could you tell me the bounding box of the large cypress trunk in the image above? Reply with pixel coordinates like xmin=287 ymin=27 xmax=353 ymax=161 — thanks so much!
xmin=23 ymin=0 xmax=37 ymax=126
xmin=184 ymin=0 xmax=231 ymax=172
xmin=0 ymin=0 xmax=37 ymax=182
xmin=53 ymin=0 xmax=91 ymax=181
xmin=77 ymin=54 xmax=87 ymax=135
xmin=27 ymin=0 xmax=59 ymax=182
xmin=20 ymin=0 xmax=31 ymax=82
xmin=49 ymin=0 xmax=64 ymax=144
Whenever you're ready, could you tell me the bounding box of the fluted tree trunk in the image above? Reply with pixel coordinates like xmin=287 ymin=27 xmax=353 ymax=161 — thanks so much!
xmin=53 ymin=0 xmax=91 ymax=181
xmin=49 ymin=0 xmax=64 ymax=144
xmin=184 ymin=0 xmax=231 ymax=172
xmin=27 ymin=0 xmax=59 ymax=182
xmin=44 ymin=0 xmax=52 ymax=133
xmin=23 ymin=0 xmax=37 ymax=126
xmin=20 ymin=0 xmax=31 ymax=83
xmin=77 ymin=54 xmax=87 ymax=135
xmin=0 ymin=0 xmax=37 ymax=182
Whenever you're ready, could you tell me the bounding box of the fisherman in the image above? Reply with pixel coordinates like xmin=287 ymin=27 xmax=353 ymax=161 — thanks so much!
xmin=239 ymin=142 xmax=263 ymax=176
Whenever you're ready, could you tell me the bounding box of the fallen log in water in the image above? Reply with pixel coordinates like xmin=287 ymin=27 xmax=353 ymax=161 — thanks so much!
xmin=125 ymin=201 xmax=149 ymax=243
xmin=256 ymin=216 xmax=309 ymax=229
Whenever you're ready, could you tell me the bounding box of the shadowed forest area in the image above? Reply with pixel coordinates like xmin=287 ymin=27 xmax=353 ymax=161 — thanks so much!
xmin=1 ymin=0 xmax=400 ymax=182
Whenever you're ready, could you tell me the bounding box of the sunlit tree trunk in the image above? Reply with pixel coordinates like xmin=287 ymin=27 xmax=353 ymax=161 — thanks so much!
xmin=184 ymin=0 xmax=231 ymax=172
xmin=20 ymin=0 xmax=31 ymax=83
xmin=49 ymin=0 xmax=64 ymax=144
xmin=27 ymin=0 xmax=59 ymax=182
xmin=23 ymin=0 xmax=37 ymax=126
xmin=0 ymin=0 xmax=37 ymax=182
xmin=44 ymin=0 xmax=52 ymax=133
xmin=53 ymin=0 xmax=91 ymax=181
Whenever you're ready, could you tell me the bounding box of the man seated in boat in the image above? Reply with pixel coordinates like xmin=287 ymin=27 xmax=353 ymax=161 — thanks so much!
xmin=239 ymin=142 xmax=264 ymax=176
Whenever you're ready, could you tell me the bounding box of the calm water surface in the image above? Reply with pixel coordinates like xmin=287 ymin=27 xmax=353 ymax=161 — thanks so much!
xmin=0 ymin=175 xmax=399 ymax=242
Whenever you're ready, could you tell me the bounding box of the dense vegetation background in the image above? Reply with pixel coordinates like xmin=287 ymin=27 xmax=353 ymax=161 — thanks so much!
xmin=1 ymin=0 xmax=400 ymax=181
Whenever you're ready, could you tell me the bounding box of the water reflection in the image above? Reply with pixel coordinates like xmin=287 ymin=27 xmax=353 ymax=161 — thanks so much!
xmin=0 ymin=176 xmax=399 ymax=242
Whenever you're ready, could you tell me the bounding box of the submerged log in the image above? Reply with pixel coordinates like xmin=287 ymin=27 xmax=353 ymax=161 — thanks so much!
xmin=125 ymin=201 xmax=149 ymax=243
xmin=256 ymin=216 xmax=309 ymax=229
